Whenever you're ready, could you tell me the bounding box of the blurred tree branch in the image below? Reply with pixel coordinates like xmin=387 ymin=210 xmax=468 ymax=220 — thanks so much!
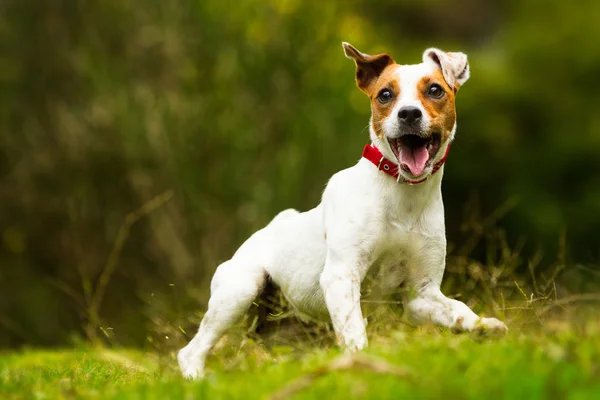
xmin=86 ymin=190 xmax=174 ymax=344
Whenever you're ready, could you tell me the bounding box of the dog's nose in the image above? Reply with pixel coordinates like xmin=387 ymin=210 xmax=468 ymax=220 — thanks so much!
xmin=398 ymin=107 xmax=422 ymax=126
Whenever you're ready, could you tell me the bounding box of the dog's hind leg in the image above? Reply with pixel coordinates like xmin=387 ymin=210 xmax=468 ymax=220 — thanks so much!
xmin=177 ymin=259 xmax=267 ymax=379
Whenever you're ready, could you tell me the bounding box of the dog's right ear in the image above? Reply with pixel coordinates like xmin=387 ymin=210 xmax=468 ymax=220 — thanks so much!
xmin=342 ymin=42 xmax=394 ymax=94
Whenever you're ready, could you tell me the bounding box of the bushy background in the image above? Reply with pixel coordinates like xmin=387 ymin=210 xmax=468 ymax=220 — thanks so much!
xmin=1 ymin=0 xmax=599 ymax=348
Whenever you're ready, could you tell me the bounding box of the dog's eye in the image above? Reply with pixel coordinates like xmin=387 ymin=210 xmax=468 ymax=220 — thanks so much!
xmin=377 ymin=89 xmax=393 ymax=104
xmin=427 ymin=84 xmax=444 ymax=99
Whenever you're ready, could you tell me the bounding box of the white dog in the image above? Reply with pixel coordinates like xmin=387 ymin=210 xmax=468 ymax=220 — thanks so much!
xmin=178 ymin=43 xmax=508 ymax=379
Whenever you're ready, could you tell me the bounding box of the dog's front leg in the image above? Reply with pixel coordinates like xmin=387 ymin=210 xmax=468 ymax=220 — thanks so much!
xmin=320 ymin=253 xmax=367 ymax=351
xmin=406 ymin=282 xmax=507 ymax=337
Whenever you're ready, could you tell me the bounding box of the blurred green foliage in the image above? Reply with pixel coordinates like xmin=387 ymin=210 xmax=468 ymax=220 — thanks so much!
xmin=0 ymin=0 xmax=599 ymax=348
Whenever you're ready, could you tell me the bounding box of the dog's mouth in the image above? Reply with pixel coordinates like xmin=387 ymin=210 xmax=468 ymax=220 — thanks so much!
xmin=388 ymin=133 xmax=442 ymax=177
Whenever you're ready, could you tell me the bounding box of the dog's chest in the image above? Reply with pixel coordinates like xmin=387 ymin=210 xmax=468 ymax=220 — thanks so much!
xmin=358 ymin=192 xmax=445 ymax=297
xmin=360 ymin=229 xmax=422 ymax=298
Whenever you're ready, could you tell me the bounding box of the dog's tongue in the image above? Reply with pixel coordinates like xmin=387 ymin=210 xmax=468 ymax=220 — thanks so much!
xmin=399 ymin=143 xmax=429 ymax=176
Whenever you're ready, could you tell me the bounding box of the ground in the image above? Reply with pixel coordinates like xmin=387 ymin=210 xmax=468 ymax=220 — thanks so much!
xmin=1 ymin=312 xmax=599 ymax=399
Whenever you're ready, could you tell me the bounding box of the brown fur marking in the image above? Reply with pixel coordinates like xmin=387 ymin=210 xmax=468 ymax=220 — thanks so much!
xmin=417 ymin=69 xmax=456 ymax=141
xmin=343 ymin=43 xmax=395 ymax=94
xmin=369 ymin=65 xmax=401 ymax=139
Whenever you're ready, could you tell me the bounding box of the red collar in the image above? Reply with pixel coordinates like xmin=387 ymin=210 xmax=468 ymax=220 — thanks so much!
xmin=361 ymin=143 xmax=450 ymax=184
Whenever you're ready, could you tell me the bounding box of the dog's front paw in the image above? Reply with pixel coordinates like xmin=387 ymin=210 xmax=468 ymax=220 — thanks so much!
xmin=177 ymin=348 xmax=204 ymax=380
xmin=342 ymin=334 xmax=368 ymax=352
xmin=471 ymin=317 xmax=508 ymax=339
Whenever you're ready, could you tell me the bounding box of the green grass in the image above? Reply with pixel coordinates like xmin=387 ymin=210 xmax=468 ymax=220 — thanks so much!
xmin=2 ymin=316 xmax=599 ymax=400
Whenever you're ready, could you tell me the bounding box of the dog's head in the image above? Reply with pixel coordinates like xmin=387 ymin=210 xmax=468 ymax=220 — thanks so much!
xmin=343 ymin=43 xmax=469 ymax=181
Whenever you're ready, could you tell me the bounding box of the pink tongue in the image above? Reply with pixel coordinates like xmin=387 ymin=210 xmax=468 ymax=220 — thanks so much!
xmin=399 ymin=144 xmax=429 ymax=176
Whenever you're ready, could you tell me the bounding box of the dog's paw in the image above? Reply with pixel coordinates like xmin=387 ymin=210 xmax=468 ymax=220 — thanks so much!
xmin=471 ymin=317 xmax=508 ymax=340
xmin=341 ymin=333 xmax=368 ymax=352
xmin=179 ymin=365 xmax=204 ymax=380
xmin=177 ymin=349 xmax=204 ymax=380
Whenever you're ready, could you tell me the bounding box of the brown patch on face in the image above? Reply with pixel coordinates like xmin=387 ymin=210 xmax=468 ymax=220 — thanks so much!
xmin=369 ymin=65 xmax=401 ymax=139
xmin=417 ymin=68 xmax=457 ymax=142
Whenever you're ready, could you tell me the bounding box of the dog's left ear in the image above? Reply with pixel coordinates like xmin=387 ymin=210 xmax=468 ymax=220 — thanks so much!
xmin=423 ymin=48 xmax=470 ymax=91
xmin=343 ymin=42 xmax=395 ymax=94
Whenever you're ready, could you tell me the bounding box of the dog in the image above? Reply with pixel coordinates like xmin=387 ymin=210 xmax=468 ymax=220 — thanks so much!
xmin=178 ymin=42 xmax=508 ymax=379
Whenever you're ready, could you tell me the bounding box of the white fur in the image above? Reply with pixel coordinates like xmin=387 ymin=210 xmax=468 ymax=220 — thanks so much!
xmin=177 ymin=49 xmax=506 ymax=379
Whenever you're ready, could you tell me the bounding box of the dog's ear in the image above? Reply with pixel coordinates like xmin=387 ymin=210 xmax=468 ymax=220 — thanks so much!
xmin=342 ymin=42 xmax=395 ymax=93
xmin=423 ymin=48 xmax=470 ymax=91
